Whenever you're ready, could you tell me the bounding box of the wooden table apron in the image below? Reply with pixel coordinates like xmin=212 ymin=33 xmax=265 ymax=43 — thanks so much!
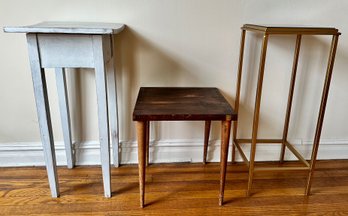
xmin=3 ymin=22 xmax=125 ymax=198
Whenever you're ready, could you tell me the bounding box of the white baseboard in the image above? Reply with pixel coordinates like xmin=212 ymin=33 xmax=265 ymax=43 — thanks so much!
xmin=0 ymin=139 xmax=348 ymax=167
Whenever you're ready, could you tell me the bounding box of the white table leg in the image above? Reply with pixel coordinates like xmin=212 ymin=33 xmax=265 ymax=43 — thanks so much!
xmin=55 ymin=68 xmax=74 ymax=169
xmin=27 ymin=34 xmax=59 ymax=198
xmin=106 ymin=58 xmax=120 ymax=167
xmin=92 ymin=35 xmax=111 ymax=198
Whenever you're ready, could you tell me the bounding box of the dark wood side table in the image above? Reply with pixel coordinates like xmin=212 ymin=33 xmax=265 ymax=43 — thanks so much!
xmin=133 ymin=87 xmax=237 ymax=207
xmin=232 ymin=24 xmax=340 ymax=196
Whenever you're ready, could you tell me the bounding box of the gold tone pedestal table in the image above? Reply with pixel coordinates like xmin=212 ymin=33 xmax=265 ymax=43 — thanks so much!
xmin=232 ymin=24 xmax=340 ymax=196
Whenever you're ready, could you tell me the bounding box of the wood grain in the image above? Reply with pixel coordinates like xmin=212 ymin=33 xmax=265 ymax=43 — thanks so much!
xmin=133 ymin=87 xmax=237 ymax=121
xmin=219 ymin=120 xmax=231 ymax=205
xmin=133 ymin=87 xmax=235 ymax=206
xmin=136 ymin=121 xmax=146 ymax=208
xmin=1 ymin=160 xmax=348 ymax=215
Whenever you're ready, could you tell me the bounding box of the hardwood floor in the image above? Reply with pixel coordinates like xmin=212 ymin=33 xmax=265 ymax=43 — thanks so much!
xmin=1 ymin=160 xmax=348 ymax=215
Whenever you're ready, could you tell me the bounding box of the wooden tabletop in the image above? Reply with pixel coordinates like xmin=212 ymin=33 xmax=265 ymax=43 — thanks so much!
xmin=133 ymin=87 xmax=237 ymax=121
xmin=3 ymin=21 xmax=125 ymax=34
xmin=242 ymin=24 xmax=340 ymax=35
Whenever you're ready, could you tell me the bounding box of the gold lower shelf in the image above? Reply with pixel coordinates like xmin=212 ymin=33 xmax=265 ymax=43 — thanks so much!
xmin=233 ymin=139 xmax=310 ymax=172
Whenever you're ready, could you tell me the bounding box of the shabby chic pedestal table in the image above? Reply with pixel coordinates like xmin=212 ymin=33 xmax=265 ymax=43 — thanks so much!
xmin=3 ymin=22 xmax=125 ymax=198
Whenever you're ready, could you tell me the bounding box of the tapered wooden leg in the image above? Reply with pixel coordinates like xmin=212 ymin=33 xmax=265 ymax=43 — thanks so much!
xmin=305 ymin=34 xmax=339 ymax=196
xmin=145 ymin=121 xmax=150 ymax=167
xmin=55 ymin=68 xmax=74 ymax=169
xmin=203 ymin=120 xmax=211 ymax=164
xmin=27 ymin=34 xmax=59 ymax=198
xmin=93 ymin=35 xmax=111 ymax=198
xmin=137 ymin=121 xmax=146 ymax=208
xmin=219 ymin=120 xmax=231 ymax=206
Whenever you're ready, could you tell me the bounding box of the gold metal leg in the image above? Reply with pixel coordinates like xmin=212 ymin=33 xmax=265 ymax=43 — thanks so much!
xmin=203 ymin=120 xmax=211 ymax=164
xmin=232 ymin=29 xmax=246 ymax=163
xmin=305 ymin=34 xmax=339 ymax=195
xmin=136 ymin=121 xmax=146 ymax=208
xmin=219 ymin=120 xmax=231 ymax=206
xmin=280 ymin=35 xmax=302 ymax=163
xmin=231 ymin=141 xmax=236 ymax=163
xmin=247 ymin=33 xmax=269 ymax=197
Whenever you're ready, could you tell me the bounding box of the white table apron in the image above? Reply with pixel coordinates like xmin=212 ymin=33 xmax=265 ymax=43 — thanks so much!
xmin=4 ymin=22 xmax=125 ymax=198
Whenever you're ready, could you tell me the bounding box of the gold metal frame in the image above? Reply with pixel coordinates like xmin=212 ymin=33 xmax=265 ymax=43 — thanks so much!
xmin=233 ymin=24 xmax=341 ymax=196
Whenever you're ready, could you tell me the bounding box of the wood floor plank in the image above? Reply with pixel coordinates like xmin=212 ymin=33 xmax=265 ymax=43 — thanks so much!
xmin=0 ymin=160 xmax=348 ymax=215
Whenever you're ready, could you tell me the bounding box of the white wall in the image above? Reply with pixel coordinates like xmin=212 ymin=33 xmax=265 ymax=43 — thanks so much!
xmin=0 ymin=0 xmax=348 ymax=166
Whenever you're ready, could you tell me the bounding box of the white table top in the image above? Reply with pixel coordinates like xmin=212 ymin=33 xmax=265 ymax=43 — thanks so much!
xmin=3 ymin=21 xmax=125 ymax=34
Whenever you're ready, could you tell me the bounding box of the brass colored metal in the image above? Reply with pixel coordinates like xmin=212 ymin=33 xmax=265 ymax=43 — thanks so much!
xmin=284 ymin=141 xmax=310 ymax=167
xmin=237 ymin=139 xmax=282 ymax=144
xmin=232 ymin=140 xmax=236 ymax=163
xmin=234 ymin=139 xmax=309 ymax=167
xmin=232 ymin=24 xmax=340 ymax=197
xmin=280 ymin=35 xmax=302 ymax=163
xmin=247 ymin=33 xmax=269 ymax=197
xmin=233 ymin=141 xmax=249 ymax=166
xmin=305 ymin=34 xmax=340 ymax=195
xmin=232 ymin=29 xmax=246 ymax=163
xmin=242 ymin=24 xmax=339 ymax=35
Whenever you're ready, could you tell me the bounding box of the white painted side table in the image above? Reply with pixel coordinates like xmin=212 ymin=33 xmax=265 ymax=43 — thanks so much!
xmin=3 ymin=22 xmax=125 ymax=198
